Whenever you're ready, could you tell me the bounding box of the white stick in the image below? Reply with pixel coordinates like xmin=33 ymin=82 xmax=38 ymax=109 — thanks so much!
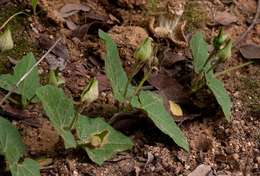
xmin=0 ymin=38 xmax=61 ymax=107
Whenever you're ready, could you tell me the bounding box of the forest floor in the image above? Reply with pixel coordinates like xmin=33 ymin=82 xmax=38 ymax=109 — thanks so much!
xmin=0 ymin=0 xmax=259 ymax=175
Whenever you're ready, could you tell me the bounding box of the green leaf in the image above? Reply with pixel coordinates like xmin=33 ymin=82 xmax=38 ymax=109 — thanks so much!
xmin=76 ymin=116 xmax=133 ymax=165
xmin=0 ymin=52 xmax=40 ymax=106
xmin=31 ymin=0 xmax=38 ymax=15
xmin=206 ymin=74 xmax=231 ymax=121
xmin=10 ymin=158 xmax=40 ymax=176
xmin=0 ymin=116 xmax=25 ymax=164
xmin=98 ymin=30 xmax=133 ymax=102
xmin=190 ymin=32 xmax=208 ymax=73
xmin=130 ymin=91 xmax=189 ymax=151
xmin=36 ymin=85 xmax=76 ymax=148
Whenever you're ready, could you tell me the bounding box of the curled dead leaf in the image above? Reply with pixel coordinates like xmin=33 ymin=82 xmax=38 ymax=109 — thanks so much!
xmin=60 ymin=3 xmax=90 ymax=18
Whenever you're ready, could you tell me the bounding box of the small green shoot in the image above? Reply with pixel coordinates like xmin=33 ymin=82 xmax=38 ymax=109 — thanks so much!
xmin=190 ymin=30 xmax=232 ymax=121
xmin=31 ymin=0 xmax=38 ymax=15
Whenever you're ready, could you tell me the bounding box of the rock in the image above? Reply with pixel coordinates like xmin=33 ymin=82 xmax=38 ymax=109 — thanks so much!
xmin=188 ymin=164 xmax=212 ymax=176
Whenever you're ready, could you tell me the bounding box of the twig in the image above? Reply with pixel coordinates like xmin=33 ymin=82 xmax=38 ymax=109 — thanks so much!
xmin=215 ymin=61 xmax=253 ymax=77
xmin=0 ymin=12 xmax=26 ymax=31
xmin=0 ymin=38 xmax=61 ymax=107
xmin=234 ymin=0 xmax=260 ymax=48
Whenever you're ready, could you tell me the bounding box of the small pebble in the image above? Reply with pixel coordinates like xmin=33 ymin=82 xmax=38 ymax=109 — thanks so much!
xmin=232 ymin=153 xmax=239 ymax=160
xmin=256 ymin=156 xmax=260 ymax=165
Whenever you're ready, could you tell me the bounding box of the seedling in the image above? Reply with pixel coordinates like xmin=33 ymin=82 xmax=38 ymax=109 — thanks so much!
xmin=190 ymin=29 xmax=232 ymax=121
xmin=99 ymin=30 xmax=189 ymax=151
xmin=36 ymin=85 xmax=133 ymax=165
xmin=31 ymin=0 xmax=38 ymax=16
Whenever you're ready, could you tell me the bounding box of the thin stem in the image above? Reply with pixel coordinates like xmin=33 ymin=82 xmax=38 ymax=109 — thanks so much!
xmin=69 ymin=102 xmax=88 ymax=130
xmin=215 ymin=61 xmax=253 ymax=77
xmin=123 ymin=61 xmax=143 ymax=98
xmin=206 ymin=59 xmax=221 ymax=74
xmin=133 ymin=68 xmax=152 ymax=96
xmin=198 ymin=49 xmax=217 ymax=75
xmin=0 ymin=38 xmax=61 ymax=107
xmin=0 ymin=12 xmax=27 ymax=31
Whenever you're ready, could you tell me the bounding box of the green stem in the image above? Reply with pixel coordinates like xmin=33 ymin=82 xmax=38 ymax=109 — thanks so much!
xmin=123 ymin=61 xmax=144 ymax=98
xmin=215 ymin=61 xmax=253 ymax=77
xmin=192 ymin=50 xmax=217 ymax=92
xmin=0 ymin=12 xmax=27 ymax=31
xmin=198 ymin=49 xmax=217 ymax=75
xmin=69 ymin=103 xmax=88 ymax=130
xmin=206 ymin=59 xmax=221 ymax=74
xmin=133 ymin=68 xmax=152 ymax=96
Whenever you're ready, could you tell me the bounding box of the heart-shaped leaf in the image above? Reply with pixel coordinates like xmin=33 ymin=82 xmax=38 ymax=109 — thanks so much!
xmin=76 ymin=115 xmax=133 ymax=165
xmin=0 ymin=52 xmax=40 ymax=106
xmin=131 ymin=91 xmax=189 ymax=151
xmin=36 ymin=85 xmax=76 ymax=148
xmin=10 ymin=158 xmax=40 ymax=176
xmin=0 ymin=116 xmax=25 ymax=165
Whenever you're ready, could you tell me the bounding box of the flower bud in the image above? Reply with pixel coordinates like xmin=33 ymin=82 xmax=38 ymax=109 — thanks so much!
xmin=48 ymin=69 xmax=65 ymax=87
xmin=0 ymin=28 xmax=14 ymax=51
xmin=134 ymin=37 xmax=153 ymax=62
xmin=81 ymin=78 xmax=99 ymax=104
xmin=88 ymin=130 xmax=109 ymax=148
xmin=217 ymin=39 xmax=232 ymax=62
xmin=213 ymin=28 xmax=229 ymax=50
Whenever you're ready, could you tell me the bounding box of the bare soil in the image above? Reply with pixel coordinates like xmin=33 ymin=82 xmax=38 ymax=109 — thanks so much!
xmin=0 ymin=0 xmax=259 ymax=175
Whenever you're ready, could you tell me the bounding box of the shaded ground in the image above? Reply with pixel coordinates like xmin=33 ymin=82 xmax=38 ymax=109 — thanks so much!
xmin=0 ymin=0 xmax=259 ymax=175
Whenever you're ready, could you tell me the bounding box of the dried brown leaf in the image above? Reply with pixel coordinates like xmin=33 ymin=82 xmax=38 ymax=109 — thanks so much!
xmin=60 ymin=3 xmax=90 ymax=18
xmin=239 ymin=43 xmax=260 ymax=59
xmin=215 ymin=11 xmax=237 ymax=26
xmin=148 ymin=72 xmax=189 ymax=103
